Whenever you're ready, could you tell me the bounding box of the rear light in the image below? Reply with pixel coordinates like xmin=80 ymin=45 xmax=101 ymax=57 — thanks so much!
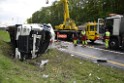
xmin=95 ymin=35 xmax=99 ymax=40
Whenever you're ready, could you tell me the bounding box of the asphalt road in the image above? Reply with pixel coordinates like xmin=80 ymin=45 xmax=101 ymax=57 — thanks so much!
xmin=54 ymin=40 xmax=124 ymax=70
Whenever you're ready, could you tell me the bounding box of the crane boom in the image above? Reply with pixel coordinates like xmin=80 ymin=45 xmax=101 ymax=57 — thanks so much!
xmin=63 ymin=0 xmax=70 ymax=23
xmin=46 ymin=0 xmax=78 ymax=41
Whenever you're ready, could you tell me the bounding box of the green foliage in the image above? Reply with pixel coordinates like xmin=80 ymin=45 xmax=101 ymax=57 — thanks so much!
xmin=0 ymin=30 xmax=10 ymax=42
xmin=27 ymin=1 xmax=64 ymax=27
xmin=27 ymin=0 xmax=124 ymax=26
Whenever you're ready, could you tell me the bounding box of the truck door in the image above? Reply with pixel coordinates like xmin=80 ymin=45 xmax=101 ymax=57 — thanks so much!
xmin=113 ymin=19 xmax=121 ymax=35
xmin=89 ymin=25 xmax=96 ymax=40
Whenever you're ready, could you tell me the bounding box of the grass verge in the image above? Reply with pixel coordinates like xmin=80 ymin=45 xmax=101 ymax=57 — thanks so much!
xmin=0 ymin=30 xmax=124 ymax=83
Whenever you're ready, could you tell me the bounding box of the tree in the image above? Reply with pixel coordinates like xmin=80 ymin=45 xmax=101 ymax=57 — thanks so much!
xmin=27 ymin=0 xmax=124 ymax=26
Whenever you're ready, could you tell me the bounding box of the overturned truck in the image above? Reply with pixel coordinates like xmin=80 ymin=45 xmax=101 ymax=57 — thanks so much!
xmin=7 ymin=24 xmax=54 ymax=60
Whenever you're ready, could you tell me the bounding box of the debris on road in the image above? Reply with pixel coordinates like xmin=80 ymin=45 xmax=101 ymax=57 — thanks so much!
xmin=71 ymin=54 xmax=74 ymax=57
xmin=42 ymin=74 xmax=49 ymax=78
xmin=40 ymin=59 xmax=49 ymax=68
xmin=73 ymin=81 xmax=76 ymax=83
xmin=89 ymin=73 xmax=92 ymax=76
xmin=96 ymin=76 xmax=101 ymax=80
xmin=79 ymin=62 xmax=82 ymax=64
xmin=97 ymin=58 xmax=107 ymax=63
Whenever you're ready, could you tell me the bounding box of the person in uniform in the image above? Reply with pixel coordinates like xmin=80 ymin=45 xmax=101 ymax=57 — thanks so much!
xmin=104 ymin=29 xmax=110 ymax=48
xmin=81 ymin=29 xmax=87 ymax=47
xmin=72 ymin=32 xmax=78 ymax=46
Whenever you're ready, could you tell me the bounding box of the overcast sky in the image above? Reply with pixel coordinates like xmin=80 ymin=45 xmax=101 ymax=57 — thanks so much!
xmin=0 ymin=0 xmax=55 ymax=25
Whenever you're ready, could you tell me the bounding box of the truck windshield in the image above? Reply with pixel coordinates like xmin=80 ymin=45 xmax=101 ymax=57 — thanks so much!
xmin=105 ymin=19 xmax=113 ymax=33
xmin=105 ymin=19 xmax=113 ymax=27
xmin=90 ymin=26 xmax=95 ymax=31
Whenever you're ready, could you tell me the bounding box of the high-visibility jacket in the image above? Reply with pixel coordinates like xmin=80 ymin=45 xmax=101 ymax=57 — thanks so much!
xmin=81 ymin=31 xmax=87 ymax=40
xmin=105 ymin=31 xmax=110 ymax=39
xmin=81 ymin=31 xmax=86 ymax=36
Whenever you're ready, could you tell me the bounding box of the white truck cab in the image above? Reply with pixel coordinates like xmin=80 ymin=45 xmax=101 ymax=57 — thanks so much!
xmin=8 ymin=23 xmax=54 ymax=61
xmin=105 ymin=15 xmax=124 ymax=49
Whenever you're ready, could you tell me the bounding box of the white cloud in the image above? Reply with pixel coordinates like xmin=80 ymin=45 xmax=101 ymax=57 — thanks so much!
xmin=0 ymin=0 xmax=55 ymax=25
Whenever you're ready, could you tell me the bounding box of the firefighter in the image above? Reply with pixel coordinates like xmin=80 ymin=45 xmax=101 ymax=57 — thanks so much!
xmin=104 ymin=29 xmax=110 ymax=48
xmin=72 ymin=32 xmax=78 ymax=46
xmin=81 ymin=29 xmax=87 ymax=47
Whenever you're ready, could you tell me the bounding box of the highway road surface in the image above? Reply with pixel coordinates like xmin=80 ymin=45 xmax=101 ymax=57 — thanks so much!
xmin=54 ymin=40 xmax=124 ymax=70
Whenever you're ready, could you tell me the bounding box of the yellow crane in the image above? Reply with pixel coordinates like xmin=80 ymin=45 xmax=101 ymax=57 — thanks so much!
xmin=46 ymin=0 xmax=78 ymax=41
xmin=55 ymin=0 xmax=78 ymax=30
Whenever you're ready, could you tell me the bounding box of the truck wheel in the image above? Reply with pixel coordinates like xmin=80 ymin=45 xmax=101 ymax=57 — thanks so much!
xmin=90 ymin=40 xmax=95 ymax=43
xmin=109 ymin=39 xmax=119 ymax=49
xmin=20 ymin=53 xmax=26 ymax=61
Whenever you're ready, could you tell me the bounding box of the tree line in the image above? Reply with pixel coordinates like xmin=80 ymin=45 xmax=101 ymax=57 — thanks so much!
xmin=27 ymin=0 xmax=124 ymax=27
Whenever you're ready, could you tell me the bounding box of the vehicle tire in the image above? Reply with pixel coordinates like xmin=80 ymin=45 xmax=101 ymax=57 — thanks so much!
xmin=90 ymin=40 xmax=95 ymax=43
xmin=109 ymin=39 xmax=119 ymax=49
xmin=20 ymin=53 xmax=26 ymax=61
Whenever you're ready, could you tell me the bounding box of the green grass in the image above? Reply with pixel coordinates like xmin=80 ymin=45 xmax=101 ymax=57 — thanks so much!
xmin=0 ymin=30 xmax=124 ymax=83
xmin=0 ymin=30 xmax=10 ymax=42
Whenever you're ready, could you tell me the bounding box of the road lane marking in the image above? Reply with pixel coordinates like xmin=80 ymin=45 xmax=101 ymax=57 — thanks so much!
xmin=64 ymin=41 xmax=124 ymax=55
xmin=108 ymin=60 xmax=124 ymax=67
xmin=67 ymin=49 xmax=124 ymax=67
xmin=76 ymin=44 xmax=124 ymax=55
xmin=68 ymin=50 xmax=100 ymax=59
xmin=57 ymin=41 xmax=124 ymax=67
xmin=91 ymin=47 xmax=124 ymax=55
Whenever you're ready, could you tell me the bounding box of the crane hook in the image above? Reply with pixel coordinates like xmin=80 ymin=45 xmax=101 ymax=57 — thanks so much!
xmin=46 ymin=0 xmax=49 ymax=4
